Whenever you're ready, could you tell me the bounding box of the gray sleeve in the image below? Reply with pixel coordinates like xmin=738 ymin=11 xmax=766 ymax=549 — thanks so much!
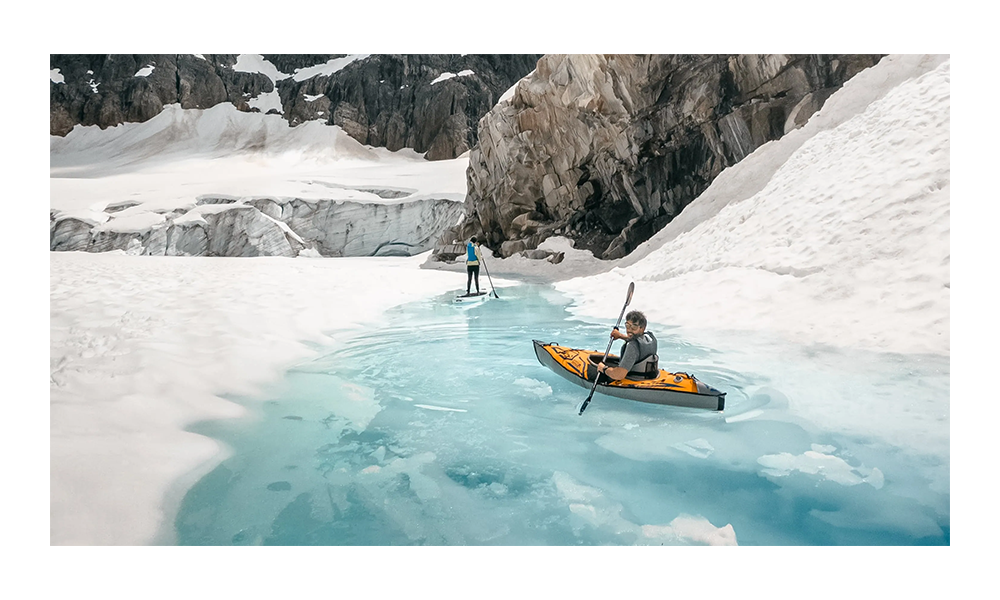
xmin=619 ymin=340 xmax=639 ymax=372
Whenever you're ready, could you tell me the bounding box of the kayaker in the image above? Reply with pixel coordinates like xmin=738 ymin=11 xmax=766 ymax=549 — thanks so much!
xmin=597 ymin=310 xmax=658 ymax=381
xmin=465 ymin=236 xmax=482 ymax=296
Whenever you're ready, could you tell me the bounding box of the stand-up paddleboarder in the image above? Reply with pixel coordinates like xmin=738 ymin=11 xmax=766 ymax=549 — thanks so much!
xmin=465 ymin=236 xmax=482 ymax=297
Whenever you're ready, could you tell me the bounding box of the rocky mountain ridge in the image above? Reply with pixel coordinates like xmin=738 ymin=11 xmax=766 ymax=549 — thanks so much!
xmin=50 ymin=54 xmax=887 ymax=263
xmin=50 ymin=54 xmax=541 ymax=161
xmin=444 ymin=53 xmax=885 ymax=260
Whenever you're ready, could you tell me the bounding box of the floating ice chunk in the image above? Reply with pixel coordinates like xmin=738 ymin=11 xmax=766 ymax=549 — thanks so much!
xmin=552 ymin=471 xmax=603 ymax=504
xmin=318 ymin=376 xmax=381 ymax=431
xmin=758 ymin=449 xmax=882 ymax=488
xmin=304 ymin=93 xmax=324 ymax=102
xmin=414 ymin=404 xmax=467 ymax=412
xmin=487 ymin=482 xmax=508 ymax=496
xmin=554 ymin=471 xmax=737 ymax=544
xmin=134 ymin=65 xmax=154 ymax=77
xmin=371 ymin=445 xmax=386 ymax=463
xmin=811 ymin=443 xmax=837 ymax=453
xmin=514 ymin=377 xmax=552 ymax=398
xmin=858 ymin=466 xmax=885 ymax=489
xmin=50 ymin=68 xmax=65 ymax=84
xmin=672 ymin=438 xmax=715 ymax=459
xmin=385 ymin=453 xmax=440 ymax=500
xmin=568 ymin=503 xmax=600 ymax=524
xmin=642 ymin=515 xmax=738 ymax=546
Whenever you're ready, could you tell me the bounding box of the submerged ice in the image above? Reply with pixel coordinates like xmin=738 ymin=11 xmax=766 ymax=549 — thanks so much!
xmin=174 ymin=285 xmax=948 ymax=546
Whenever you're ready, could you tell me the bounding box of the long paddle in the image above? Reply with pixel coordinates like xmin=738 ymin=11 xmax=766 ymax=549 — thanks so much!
xmin=480 ymin=246 xmax=500 ymax=298
xmin=578 ymin=281 xmax=635 ymax=416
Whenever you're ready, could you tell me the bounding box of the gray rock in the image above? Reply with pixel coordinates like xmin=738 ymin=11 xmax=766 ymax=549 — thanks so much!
xmin=501 ymin=239 xmax=528 ymax=256
xmin=430 ymin=243 xmax=467 ymax=262
xmin=454 ymin=53 xmax=885 ymax=258
xmin=520 ymin=249 xmax=552 ymax=260
xmin=49 ymin=54 xmax=273 ymax=136
xmin=52 ymin=54 xmax=541 ymax=161
xmin=278 ymin=54 xmax=541 ymax=160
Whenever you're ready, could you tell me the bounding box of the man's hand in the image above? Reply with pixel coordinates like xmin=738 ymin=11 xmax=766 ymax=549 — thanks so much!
xmin=597 ymin=361 xmax=626 ymax=381
xmin=610 ymin=328 xmax=628 ymax=341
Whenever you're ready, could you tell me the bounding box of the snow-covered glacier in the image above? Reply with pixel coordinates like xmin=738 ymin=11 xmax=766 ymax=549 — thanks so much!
xmin=50 ymin=103 xmax=469 ymax=257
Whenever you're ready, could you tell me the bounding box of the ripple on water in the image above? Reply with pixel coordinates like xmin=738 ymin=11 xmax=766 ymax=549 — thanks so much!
xmin=173 ymin=284 xmax=949 ymax=546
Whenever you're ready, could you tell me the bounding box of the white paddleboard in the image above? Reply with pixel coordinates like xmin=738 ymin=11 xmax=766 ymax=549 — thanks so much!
xmin=454 ymin=291 xmax=490 ymax=303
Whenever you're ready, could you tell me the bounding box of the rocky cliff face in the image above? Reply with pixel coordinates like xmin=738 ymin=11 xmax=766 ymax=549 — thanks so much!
xmin=49 ymin=54 xmax=274 ymax=137
xmin=452 ymin=54 xmax=884 ymax=259
xmin=50 ymin=54 xmax=541 ymax=160
xmin=50 ymin=196 xmax=464 ymax=258
xmin=278 ymin=54 xmax=541 ymax=160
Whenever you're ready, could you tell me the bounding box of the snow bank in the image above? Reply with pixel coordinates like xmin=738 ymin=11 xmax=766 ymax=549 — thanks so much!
xmin=233 ymin=54 xmax=289 ymax=81
xmin=292 ymin=54 xmax=370 ymax=81
xmin=431 ymin=69 xmax=474 ymax=85
xmin=49 ymin=251 xmax=467 ymax=545
xmin=556 ymin=55 xmax=950 ymax=357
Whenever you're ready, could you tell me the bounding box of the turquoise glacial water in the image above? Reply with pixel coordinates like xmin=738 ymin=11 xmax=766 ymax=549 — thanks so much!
xmin=173 ymin=283 xmax=949 ymax=545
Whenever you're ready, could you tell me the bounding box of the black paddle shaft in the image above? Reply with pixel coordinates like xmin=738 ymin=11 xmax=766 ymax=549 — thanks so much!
xmin=579 ymin=282 xmax=635 ymax=415
xmin=480 ymin=248 xmax=499 ymax=298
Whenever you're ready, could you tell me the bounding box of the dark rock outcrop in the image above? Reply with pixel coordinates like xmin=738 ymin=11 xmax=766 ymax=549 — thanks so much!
xmin=451 ymin=54 xmax=885 ymax=259
xmin=49 ymin=54 xmax=274 ymax=136
xmin=276 ymin=54 xmax=541 ymax=160
xmin=50 ymin=54 xmax=541 ymax=161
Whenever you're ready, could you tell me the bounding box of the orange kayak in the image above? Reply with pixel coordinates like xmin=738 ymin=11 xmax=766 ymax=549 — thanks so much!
xmin=532 ymin=340 xmax=725 ymax=411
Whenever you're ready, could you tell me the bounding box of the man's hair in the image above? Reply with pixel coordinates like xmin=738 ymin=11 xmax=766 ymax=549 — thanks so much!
xmin=470 ymin=236 xmax=477 ymax=243
xmin=625 ymin=310 xmax=647 ymax=329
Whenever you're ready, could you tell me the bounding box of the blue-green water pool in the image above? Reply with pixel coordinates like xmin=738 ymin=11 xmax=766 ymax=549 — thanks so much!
xmin=173 ymin=284 xmax=949 ymax=545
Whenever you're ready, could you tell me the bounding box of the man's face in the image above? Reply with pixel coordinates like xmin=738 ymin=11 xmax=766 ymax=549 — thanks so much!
xmin=624 ymin=320 xmax=644 ymax=337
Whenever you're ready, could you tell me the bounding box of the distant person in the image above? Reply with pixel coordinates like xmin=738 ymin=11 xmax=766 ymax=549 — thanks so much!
xmin=465 ymin=236 xmax=482 ymax=296
xmin=596 ymin=310 xmax=658 ymax=380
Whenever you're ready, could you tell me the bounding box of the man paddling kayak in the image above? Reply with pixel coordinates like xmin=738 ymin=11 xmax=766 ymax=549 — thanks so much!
xmin=596 ymin=310 xmax=658 ymax=381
